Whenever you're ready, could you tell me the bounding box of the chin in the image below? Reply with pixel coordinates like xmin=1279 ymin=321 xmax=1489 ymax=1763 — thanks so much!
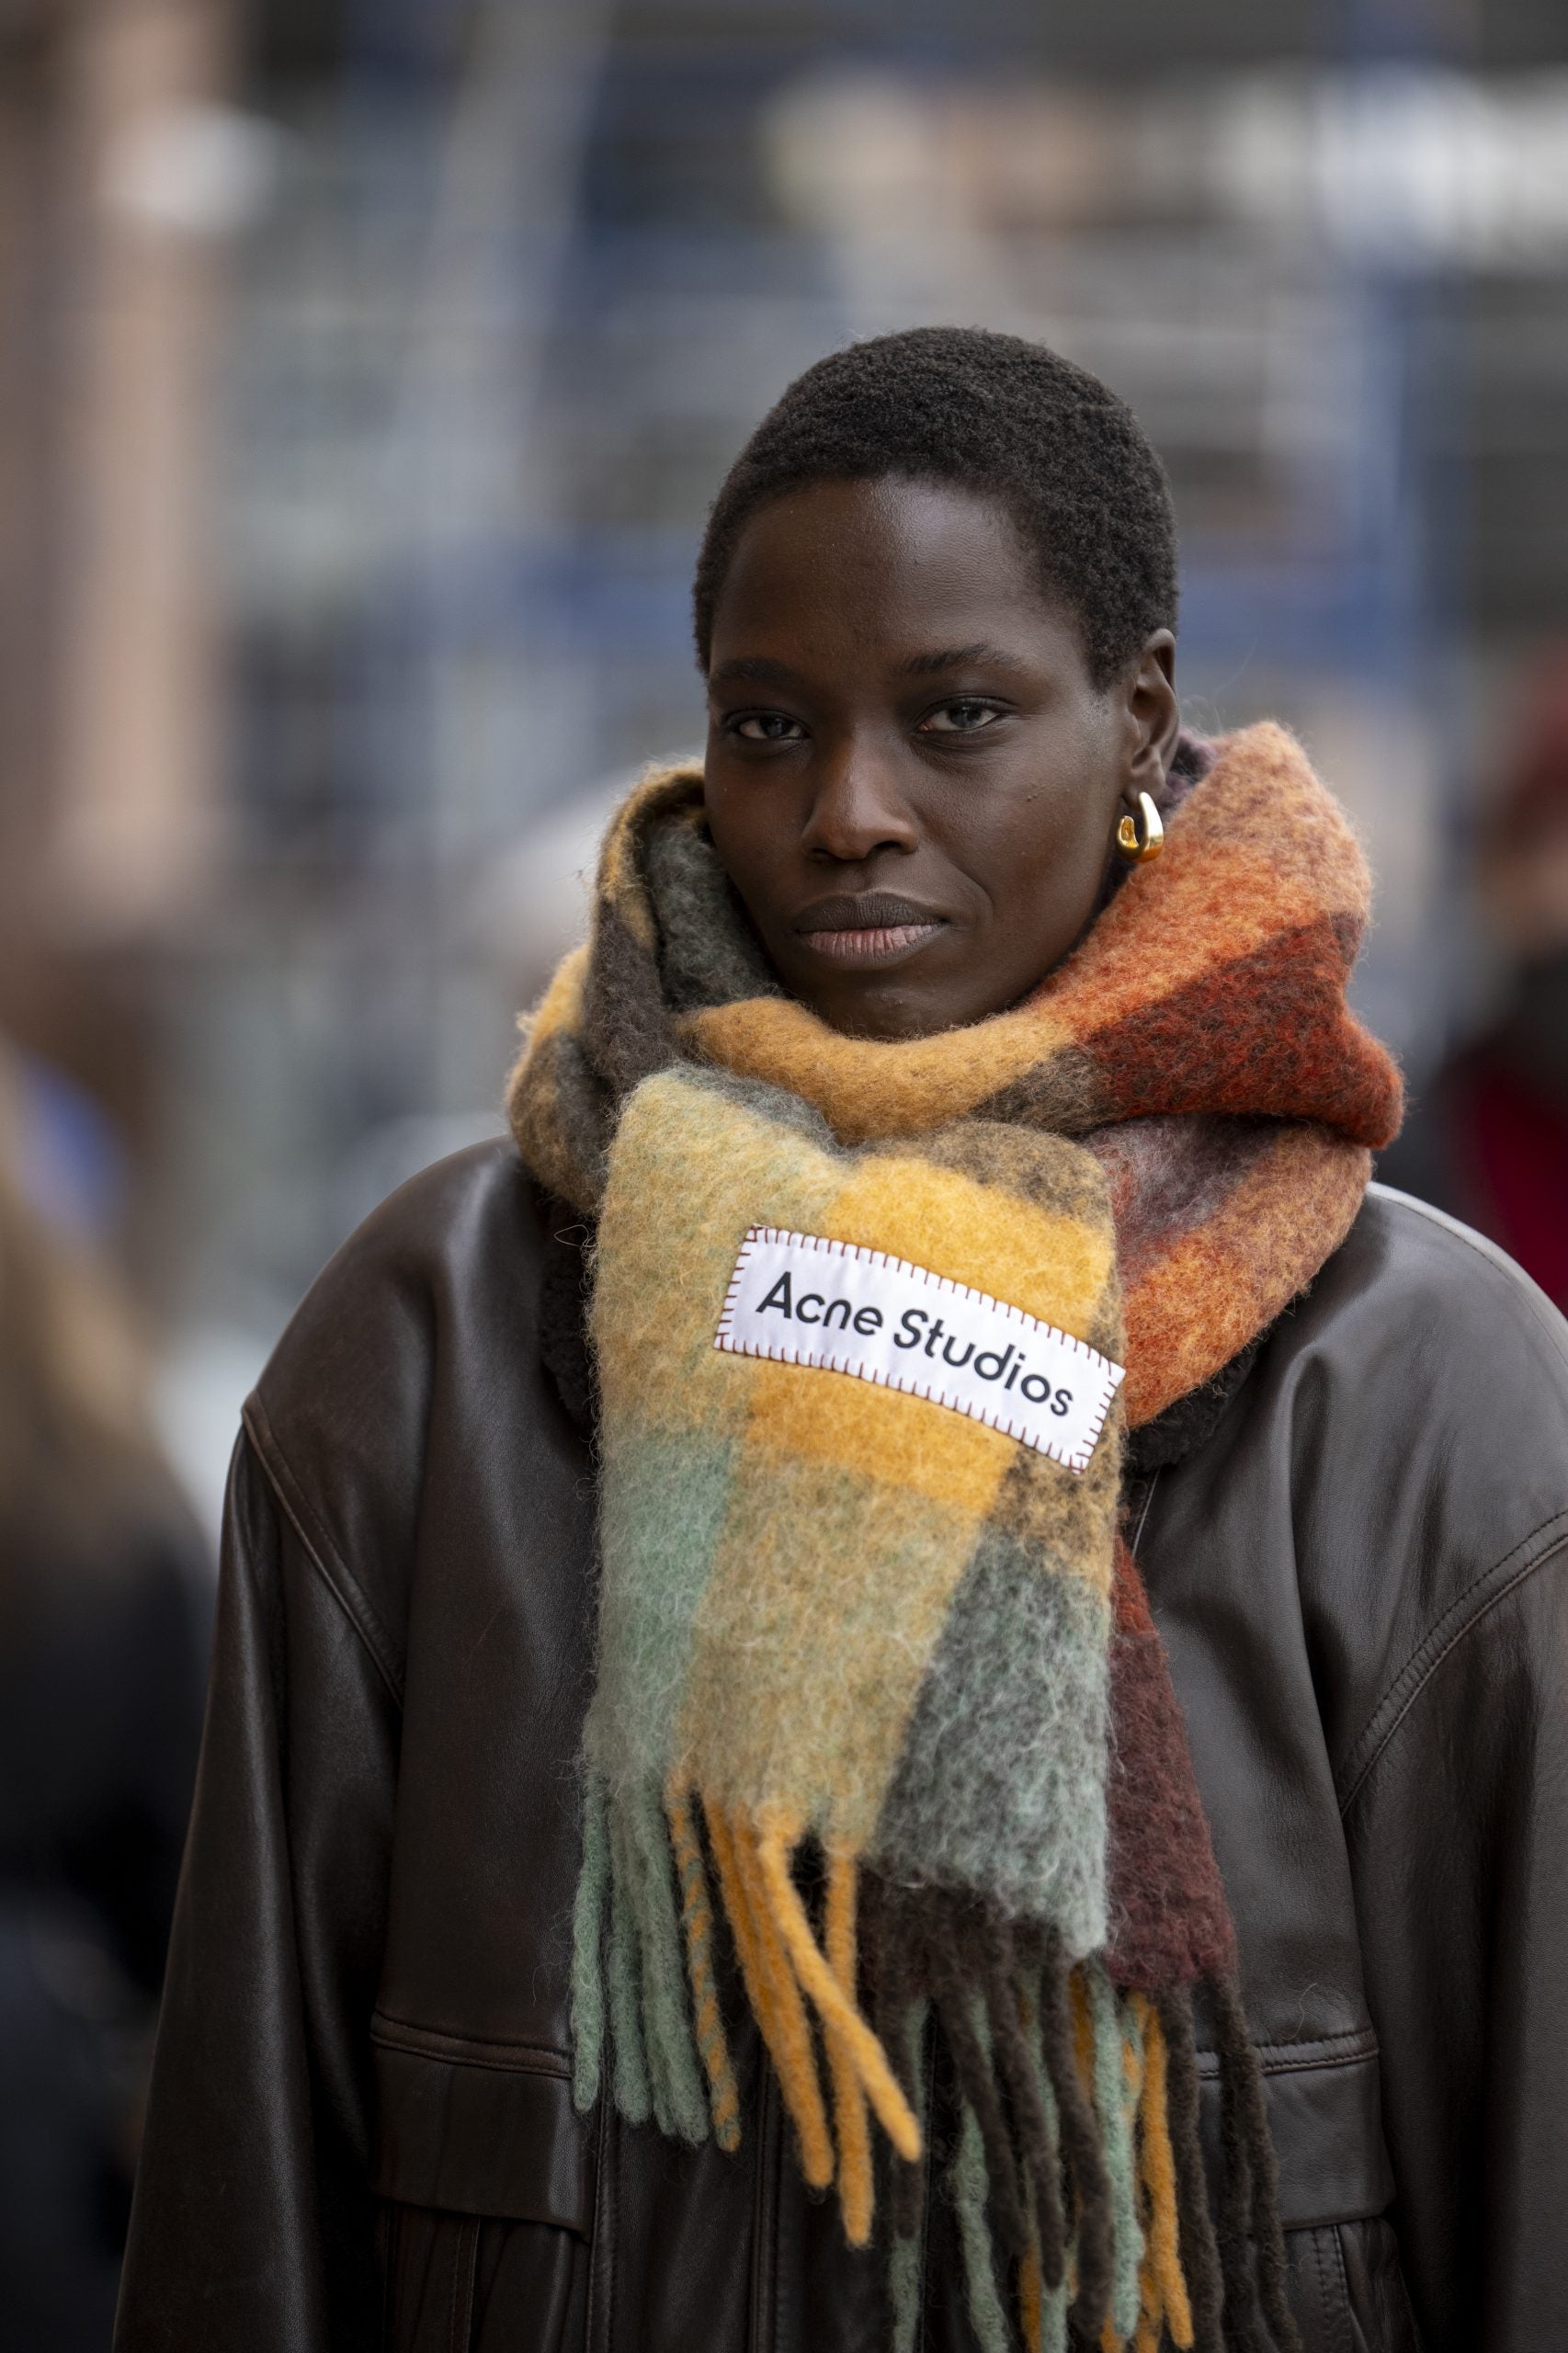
xmin=807 ymin=983 xmax=976 ymax=1043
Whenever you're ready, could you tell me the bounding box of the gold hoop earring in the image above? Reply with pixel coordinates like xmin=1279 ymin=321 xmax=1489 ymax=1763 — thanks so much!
xmin=1116 ymin=790 xmax=1164 ymax=865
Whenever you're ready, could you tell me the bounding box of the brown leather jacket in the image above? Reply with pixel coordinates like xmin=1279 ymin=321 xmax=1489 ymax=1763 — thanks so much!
xmin=114 ymin=1144 xmax=1568 ymax=2353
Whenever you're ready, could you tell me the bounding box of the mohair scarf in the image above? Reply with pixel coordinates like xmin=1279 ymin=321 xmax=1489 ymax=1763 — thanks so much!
xmin=508 ymin=722 xmax=1402 ymax=2353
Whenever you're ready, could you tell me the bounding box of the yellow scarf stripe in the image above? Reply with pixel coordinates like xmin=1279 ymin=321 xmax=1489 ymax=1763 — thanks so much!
xmin=702 ymin=1796 xmax=835 ymax=2189
xmin=666 ymin=1788 xmax=742 ymax=2153
xmin=753 ymin=1806 xmax=923 ymax=2164
xmin=1133 ymin=1997 xmax=1195 ymax=2349
xmin=824 ymin=1846 xmax=877 ymax=2246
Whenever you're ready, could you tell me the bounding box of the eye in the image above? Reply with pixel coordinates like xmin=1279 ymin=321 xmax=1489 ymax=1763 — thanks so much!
xmin=918 ymin=698 xmax=1007 ymax=734
xmin=728 ymin=711 xmax=806 ymax=743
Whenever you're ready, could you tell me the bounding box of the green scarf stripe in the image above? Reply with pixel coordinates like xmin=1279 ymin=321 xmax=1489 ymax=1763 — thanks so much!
xmin=887 ymin=2236 xmax=921 ymax=2353
xmin=1038 ymin=2257 xmax=1070 ymax=2353
xmin=872 ymin=1534 xmax=1111 ymax=1938
xmin=1020 ymin=1995 xmax=1070 ymax=2353
xmin=889 ymin=1997 xmax=931 ymax=2353
xmin=625 ymin=1781 xmax=710 ymax=2144
xmin=606 ymin=1802 xmax=655 ymax=2128
xmin=570 ymin=1768 xmax=609 ymax=2114
xmin=954 ymin=2099 xmax=1012 ymax=2353
xmin=1090 ymin=1964 xmax=1146 ymax=2340
xmin=591 ymin=1430 xmax=739 ymax=1789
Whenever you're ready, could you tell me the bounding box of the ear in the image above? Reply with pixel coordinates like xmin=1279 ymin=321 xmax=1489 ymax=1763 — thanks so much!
xmin=1119 ymin=630 xmax=1180 ymax=803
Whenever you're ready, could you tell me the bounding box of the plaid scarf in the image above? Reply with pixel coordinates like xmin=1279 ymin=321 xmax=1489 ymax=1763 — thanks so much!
xmin=508 ymin=722 xmax=1401 ymax=2353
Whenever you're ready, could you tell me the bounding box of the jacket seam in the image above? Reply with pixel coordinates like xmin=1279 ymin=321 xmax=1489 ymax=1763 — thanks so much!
xmin=1256 ymin=2046 xmax=1376 ymax=2080
xmin=370 ymin=2017 xmax=572 ymax=2078
xmin=915 ymin=2017 xmax=937 ymax=2353
xmin=1307 ymin=2231 xmax=1330 ymax=2347
xmin=750 ymin=2063 xmax=780 ymax=2353
xmin=241 ymin=1394 xmax=405 ymax=1707
xmin=372 ymin=2008 xmax=567 ymax=2052
xmin=1194 ymin=2039 xmax=1377 ymax=2080
xmin=1336 ymin=1517 xmax=1568 ymax=1817
xmin=1250 ymin=2027 xmax=1375 ymax=2060
xmin=1328 ymin=2223 xmax=1354 ymax=2353
xmin=372 ymin=2042 xmax=573 ymax=2083
xmin=586 ymin=2093 xmax=612 ymax=2353
xmin=450 ymin=2218 xmax=477 ymax=2353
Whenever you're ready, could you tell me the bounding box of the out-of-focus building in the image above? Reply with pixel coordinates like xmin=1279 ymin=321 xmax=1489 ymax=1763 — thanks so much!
xmin=6 ymin=0 xmax=1568 ymax=1503
xmin=0 ymin=0 xmax=234 ymax=1141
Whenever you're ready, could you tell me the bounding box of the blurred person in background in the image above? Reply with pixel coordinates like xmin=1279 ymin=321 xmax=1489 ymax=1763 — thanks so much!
xmin=1381 ymin=657 xmax=1568 ymax=1309
xmin=0 ymin=1043 xmax=210 ymax=2350
xmin=117 ymin=331 xmax=1568 ymax=2353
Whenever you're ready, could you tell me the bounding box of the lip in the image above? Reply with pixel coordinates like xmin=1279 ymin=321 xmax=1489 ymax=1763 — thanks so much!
xmin=792 ymin=892 xmax=950 ymax=970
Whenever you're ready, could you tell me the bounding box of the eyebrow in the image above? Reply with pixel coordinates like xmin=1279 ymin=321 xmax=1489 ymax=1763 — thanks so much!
xmin=708 ymin=656 xmax=804 ymax=690
xmin=898 ymin=642 xmax=1033 ymax=678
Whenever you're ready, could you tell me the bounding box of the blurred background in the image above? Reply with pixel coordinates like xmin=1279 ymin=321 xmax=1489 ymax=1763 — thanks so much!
xmin=4 ymin=0 xmax=1568 ymax=2336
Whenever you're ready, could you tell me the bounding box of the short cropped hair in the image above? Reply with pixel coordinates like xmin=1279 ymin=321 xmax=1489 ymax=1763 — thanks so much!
xmin=693 ymin=325 xmax=1176 ymax=689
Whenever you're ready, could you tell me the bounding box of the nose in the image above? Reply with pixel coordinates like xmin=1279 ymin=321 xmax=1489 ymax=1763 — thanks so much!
xmin=800 ymin=735 xmax=919 ymax=864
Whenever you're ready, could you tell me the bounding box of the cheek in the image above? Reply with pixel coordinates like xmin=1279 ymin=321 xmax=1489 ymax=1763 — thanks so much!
xmin=994 ymin=847 xmax=1105 ymax=968
xmin=943 ymin=771 xmax=1113 ymax=926
xmin=701 ymin=770 xmax=747 ymax=858
xmin=703 ymin=785 xmax=783 ymax=920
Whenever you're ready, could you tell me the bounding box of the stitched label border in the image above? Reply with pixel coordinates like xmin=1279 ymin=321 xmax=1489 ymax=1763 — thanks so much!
xmin=714 ymin=1226 xmax=1123 ymax=1473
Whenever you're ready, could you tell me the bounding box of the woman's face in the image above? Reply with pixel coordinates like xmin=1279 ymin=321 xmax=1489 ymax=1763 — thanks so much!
xmin=703 ymin=476 xmax=1178 ymax=1041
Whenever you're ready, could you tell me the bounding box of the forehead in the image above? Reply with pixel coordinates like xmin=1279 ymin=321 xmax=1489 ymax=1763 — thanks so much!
xmin=710 ymin=476 xmax=1074 ymax=659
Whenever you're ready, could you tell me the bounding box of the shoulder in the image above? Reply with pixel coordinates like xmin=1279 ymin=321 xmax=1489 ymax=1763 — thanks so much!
xmin=1250 ymin=1184 xmax=1568 ymax=1777
xmin=255 ymin=1138 xmax=548 ymax=1429
xmin=1269 ymin=1181 xmax=1568 ymax=1542
xmin=240 ymin=1142 xmax=565 ymax=1690
xmin=1288 ymin=1181 xmax=1568 ymax=1440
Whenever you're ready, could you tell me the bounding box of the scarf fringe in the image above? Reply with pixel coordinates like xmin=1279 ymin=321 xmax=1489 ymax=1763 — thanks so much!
xmin=574 ymin=1773 xmax=1301 ymax=2353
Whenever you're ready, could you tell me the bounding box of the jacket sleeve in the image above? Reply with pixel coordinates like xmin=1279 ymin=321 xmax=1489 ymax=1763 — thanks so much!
xmin=1344 ymin=1518 xmax=1568 ymax=2352
xmin=115 ymin=1430 xmax=401 ymax=2353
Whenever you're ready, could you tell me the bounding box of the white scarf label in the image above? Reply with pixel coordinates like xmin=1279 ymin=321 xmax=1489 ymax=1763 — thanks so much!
xmin=714 ymin=1227 xmax=1125 ymax=1473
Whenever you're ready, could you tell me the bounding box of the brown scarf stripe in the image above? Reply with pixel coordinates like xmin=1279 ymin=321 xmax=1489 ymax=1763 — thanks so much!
xmin=1105 ymin=1540 xmax=1236 ymax=1992
xmin=1079 ymin=921 xmax=1398 ymax=1140
xmin=1156 ymin=1993 xmax=1228 ymax=2353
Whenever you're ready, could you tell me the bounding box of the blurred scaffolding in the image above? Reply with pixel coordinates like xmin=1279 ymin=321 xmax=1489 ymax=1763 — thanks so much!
xmin=3 ymin=0 xmax=1568 ymax=1518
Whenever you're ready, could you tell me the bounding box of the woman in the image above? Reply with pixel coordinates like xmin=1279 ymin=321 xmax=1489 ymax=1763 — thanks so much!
xmin=117 ymin=330 xmax=1568 ymax=2353
xmin=0 ymin=1046 xmax=210 ymax=2348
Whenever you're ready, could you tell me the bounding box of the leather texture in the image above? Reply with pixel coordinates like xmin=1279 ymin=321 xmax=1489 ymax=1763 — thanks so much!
xmin=114 ymin=1146 xmax=1568 ymax=2352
